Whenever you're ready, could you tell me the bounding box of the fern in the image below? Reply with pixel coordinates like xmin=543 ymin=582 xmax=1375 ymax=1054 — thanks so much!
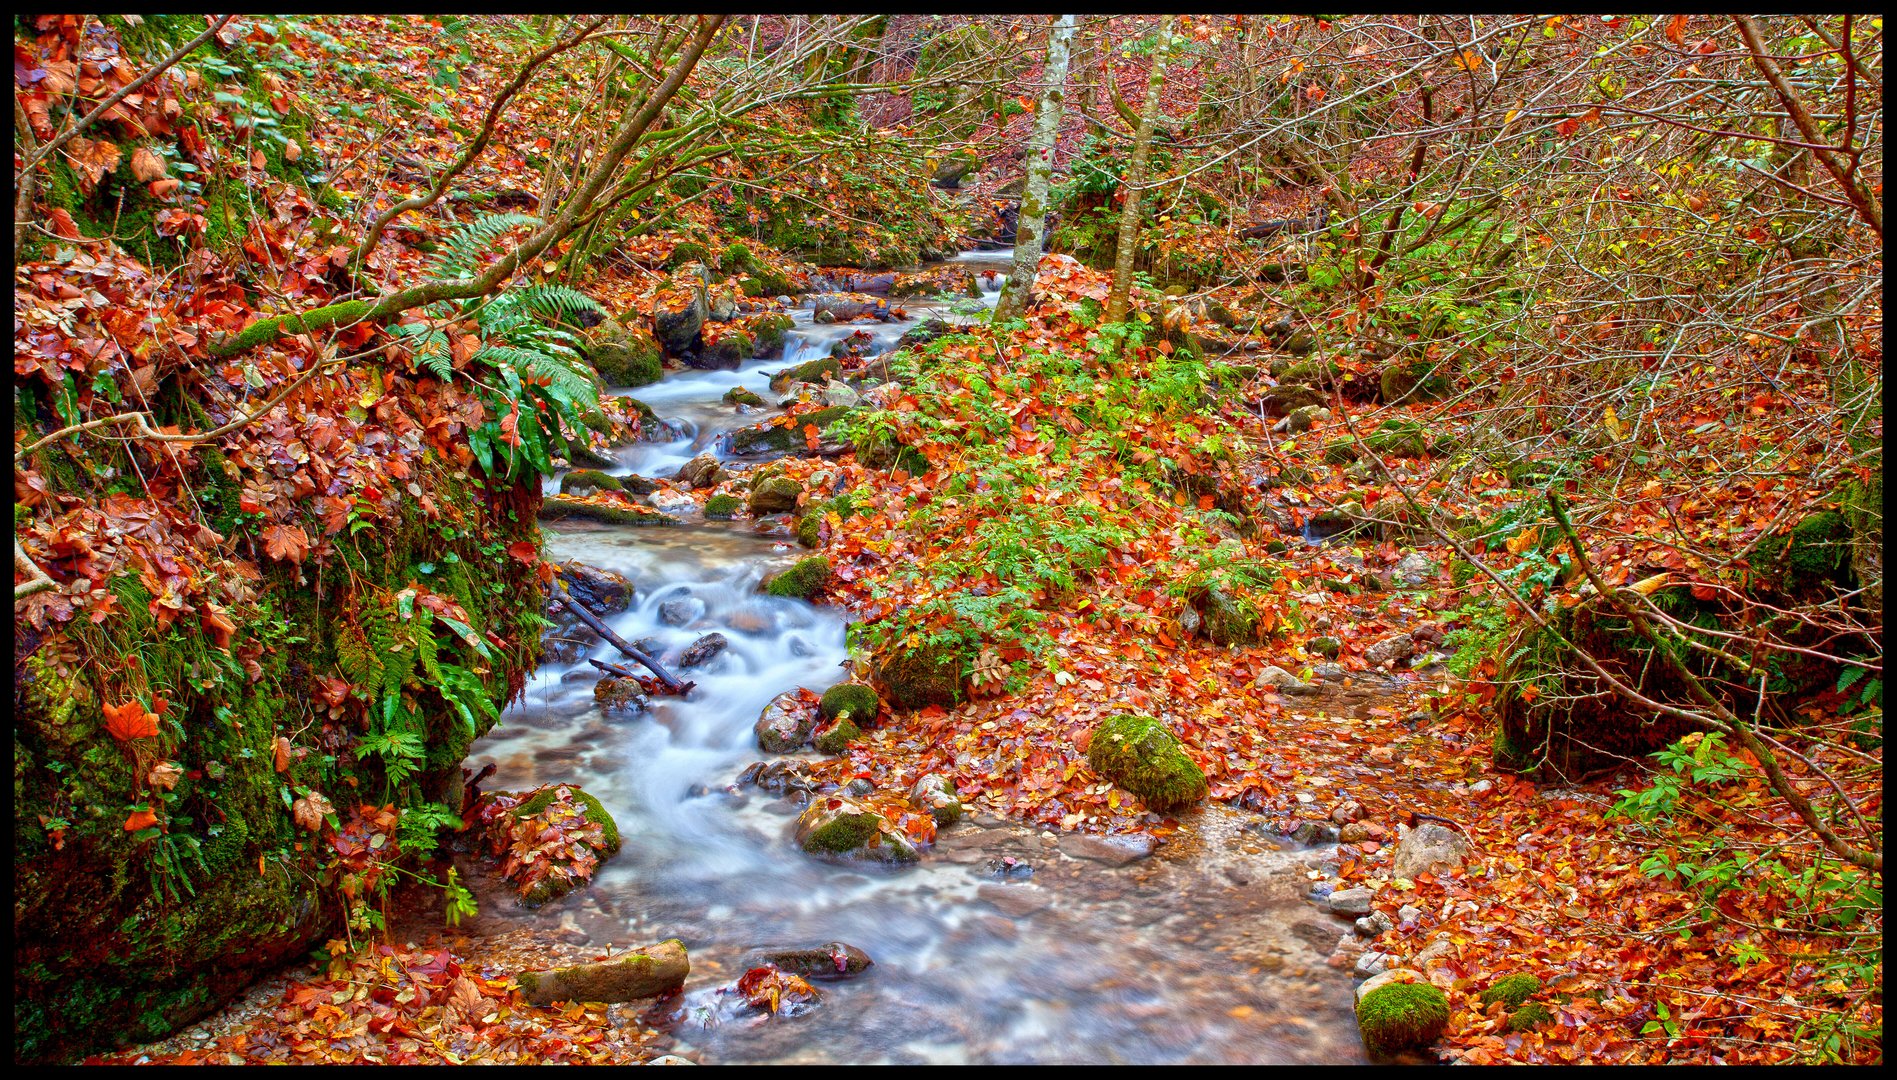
xmin=428 ymin=212 xmax=541 ymax=279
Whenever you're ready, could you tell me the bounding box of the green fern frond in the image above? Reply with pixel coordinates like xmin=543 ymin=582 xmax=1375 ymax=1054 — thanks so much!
xmin=429 ymin=212 xmax=542 ymax=279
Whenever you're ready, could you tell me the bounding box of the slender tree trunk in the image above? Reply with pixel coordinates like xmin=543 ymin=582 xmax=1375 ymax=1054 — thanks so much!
xmin=1105 ymin=16 xmax=1175 ymax=324
xmin=992 ymin=14 xmax=1077 ymax=323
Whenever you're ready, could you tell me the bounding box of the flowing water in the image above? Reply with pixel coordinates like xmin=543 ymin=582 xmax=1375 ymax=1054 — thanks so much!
xmin=471 ymin=254 xmax=1367 ymax=1064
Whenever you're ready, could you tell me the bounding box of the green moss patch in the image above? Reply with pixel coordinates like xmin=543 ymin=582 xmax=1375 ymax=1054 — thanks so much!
xmin=516 ymin=785 xmax=621 ymax=855
xmin=539 ymin=496 xmax=676 ymax=527
xmin=704 ymin=494 xmax=742 ymax=520
xmin=875 ymin=641 xmax=971 ymax=710
xmin=814 ymin=717 xmax=862 ymax=754
xmin=819 ymin=683 xmax=880 ymax=724
xmin=1479 ymin=973 xmax=1541 ymax=1009
xmin=764 ymin=556 xmax=831 ymax=599
xmin=1356 ymin=981 xmax=1449 ymax=1057
xmin=560 ymin=469 xmax=623 ymax=496
xmin=1086 ymin=714 xmax=1208 ymax=811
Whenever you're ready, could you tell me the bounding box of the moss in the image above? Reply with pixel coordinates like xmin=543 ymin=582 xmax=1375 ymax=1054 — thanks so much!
xmin=1379 ymin=357 xmax=1453 ymax=405
xmin=1356 ymin=981 xmax=1450 ymax=1057
xmin=539 ymin=496 xmax=676 ymax=527
xmin=586 ymin=321 xmax=663 ymax=388
xmin=721 ymin=242 xmax=755 ymax=273
xmin=724 ymin=386 xmax=767 ymax=408
xmin=819 ymin=683 xmax=880 ymax=725
xmin=876 ymin=640 xmax=970 ymax=710
xmin=854 ymin=429 xmax=930 ymax=475
xmin=559 ymin=469 xmax=623 ymax=495
xmin=1086 ymin=714 xmax=1209 ymax=811
xmin=699 ymin=329 xmax=754 ymax=368
xmin=665 ymin=241 xmax=708 ymax=269
xmin=796 ymin=512 xmax=823 ymax=548
xmin=814 ymin=716 xmax=862 ymax=754
xmin=764 ymin=556 xmax=831 ymax=599
xmin=728 ymin=406 xmax=855 ymax=456
xmin=748 ymin=474 xmax=803 ymax=512
xmin=771 ymin=355 xmax=841 ymax=392
xmin=740 ymin=271 xmax=797 ymax=298
xmin=1364 ymin=419 xmax=1432 ymax=458
xmin=213 ymin=299 xmax=374 ymax=357
xmin=704 ymin=494 xmax=742 ymax=520
xmin=803 ymin=811 xmax=881 ymax=853
xmin=515 ymin=785 xmax=621 ymax=855
xmin=1479 ymin=973 xmax=1542 ymax=1009
xmin=1507 ymin=1002 xmax=1554 ymax=1032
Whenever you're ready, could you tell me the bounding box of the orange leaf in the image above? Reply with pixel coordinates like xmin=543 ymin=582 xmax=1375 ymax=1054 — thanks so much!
xmin=129 ymin=146 xmax=167 ymax=182
xmin=263 ymin=523 xmax=310 ymax=564
xmin=274 ymin=735 xmax=293 ymax=773
xmin=507 ymin=540 xmax=539 ymax=566
xmin=804 ymin=423 xmax=821 ymax=451
xmin=124 ymin=808 xmax=160 ymax=832
xmin=104 ymin=699 xmax=160 ymax=741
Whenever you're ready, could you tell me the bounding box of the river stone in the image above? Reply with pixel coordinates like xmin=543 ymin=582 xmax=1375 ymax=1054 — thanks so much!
xmin=652 ymin=271 xmax=709 ymax=355
xmin=1391 ymin=823 xmax=1471 ymax=879
xmin=1355 ymin=950 xmax=1396 ymax=978
xmin=516 ymin=939 xmax=689 ymax=1005
xmin=794 ymin=797 xmax=919 ymax=865
xmin=560 ymin=562 xmax=635 ymax=614
xmin=1057 ymin=831 xmax=1155 ymax=866
xmin=1363 ymin=632 xmax=1415 ymax=668
xmin=749 ymin=475 xmax=803 ymax=514
xmin=755 ymin=691 xmax=818 ymax=753
xmin=1291 ymin=821 xmax=1338 ymax=845
xmin=649 ymin=1056 xmax=697 ymax=1065
xmin=821 ymin=383 xmax=861 ymax=409
xmin=1356 ymin=911 xmax=1395 ymax=938
xmin=1392 ymin=552 xmax=1437 ymax=587
xmin=1256 ymin=665 xmax=1321 ymax=696
xmin=976 ymin=882 xmax=1053 ymax=918
xmin=595 ymin=677 xmax=648 ymax=713
xmin=658 ymin=597 xmax=705 ymax=626
xmin=1328 ymin=886 xmax=1375 ymax=916
xmin=738 ymin=759 xmax=818 ymax=795
xmin=674 ymin=454 xmax=724 ymax=490
xmin=909 ymin=774 xmax=964 ymax=826
xmin=1356 ymin=968 xmax=1422 ymax=1003
xmin=738 ymin=942 xmax=874 ymax=981
xmin=677 ymin=632 xmax=728 ymax=669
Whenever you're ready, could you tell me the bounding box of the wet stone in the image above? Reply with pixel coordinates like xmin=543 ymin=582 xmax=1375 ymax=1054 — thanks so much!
xmin=1057 ymin=831 xmax=1155 ymax=866
xmin=677 ymin=632 xmax=729 ymax=669
xmin=658 ymin=598 xmax=705 ymax=626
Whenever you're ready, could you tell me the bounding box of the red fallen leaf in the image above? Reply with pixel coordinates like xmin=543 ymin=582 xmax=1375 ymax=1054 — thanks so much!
xmin=274 ymin=735 xmax=293 ymax=773
xmin=507 ymin=540 xmax=539 ymax=566
xmin=103 ymin=698 xmax=160 ymax=740
xmin=148 ymin=177 xmax=181 ymax=198
xmin=45 ymin=207 xmax=82 ymax=239
xmin=129 ymin=145 xmax=167 ymax=181
xmin=124 ymin=808 xmax=160 ymax=832
xmin=263 ymin=523 xmax=310 ymax=564
xmin=250 ymin=148 xmax=267 ymax=170
xmin=804 ymin=423 xmax=821 ymax=450
xmin=1690 ymin=583 xmax=1718 ymax=602
xmin=283 ymin=138 xmax=301 ymax=162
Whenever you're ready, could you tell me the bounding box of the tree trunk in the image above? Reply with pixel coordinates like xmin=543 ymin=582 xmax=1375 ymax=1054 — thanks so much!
xmin=1105 ymin=16 xmax=1175 ymax=324
xmin=992 ymin=14 xmax=1078 ymax=323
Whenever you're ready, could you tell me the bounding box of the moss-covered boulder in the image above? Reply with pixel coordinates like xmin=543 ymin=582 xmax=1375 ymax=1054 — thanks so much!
xmin=705 ymin=493 xmax=742 ymax=520
xmin=691 ymin=327 xmax=754 ymax=371
xmin=726 ymin=406 xmax=855 ymax=457
xmin=1356 ymin=981 xmax=1449 ymax=1057
xmin=517 ymin=939 xmax=689 ymax=1005
xmin=516 ymin=784 xmax=622 ymax=854
xmin=793 ymin=797 xmax=919 ymax=865
xmin=771 ymin=355 xmax=842 ymax=393
xmin=853 ymin=428 xmax=931 ymax=475
xmin=665 ymin=241 xmax=708 ymax=270
xmin=747 ymin=312 xmax=796 ymax=357
xmin=560 ymin=469 xmax=624 ymax=496
xmin=540 ymin=496 xmax=677 ymax=527
xmin=764 ymin=556 xmax=831 ymax=599
xmin=819 ymin=682 xmax=881 ymax=725
xmin=873 ymin=640 xmax=972 ymax=710
xmin=749 ymin=475 xmax=804 ymax=514
xmin=1363 ymin=419 xmax=1433 ymax=458
xmin=814 ymin=716 xmax=862 ymax=754
xmin=1085 ymin=714 xmax=1209 ymax=811
xmin=909 ymin=774 xmax=964 ymax=826
xmin=1507 ymin=1001 xmax=1553 ymax=1031
xmin=724 ymin=385 xmax=767 ymax=408
xmin=583 ymin=318 xmax=663 ymax=388
xmin=1379 ymin=357 xmax=1453 ymax=404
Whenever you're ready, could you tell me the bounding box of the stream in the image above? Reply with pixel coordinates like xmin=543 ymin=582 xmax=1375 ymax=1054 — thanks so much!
xmin=469 ymin=253 xmax=1368 ymax=1064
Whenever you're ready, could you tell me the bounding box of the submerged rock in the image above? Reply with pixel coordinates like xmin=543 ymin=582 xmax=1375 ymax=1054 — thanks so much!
xmin=737 ymin=942 xmax=874 ymax=981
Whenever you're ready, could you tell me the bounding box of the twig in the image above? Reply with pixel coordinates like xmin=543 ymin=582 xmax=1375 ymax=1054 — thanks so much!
xmin=555 ymin=581 xmax=692 ymax=693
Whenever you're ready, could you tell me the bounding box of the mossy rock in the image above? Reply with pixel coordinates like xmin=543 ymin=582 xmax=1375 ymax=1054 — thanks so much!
xmin=819 ymin=683 xmax=880 ymax=725
xmin=746 ymin=312 xmax=797 ymax=358
xmin=796 ymin=512 xmax=823 ymax=548
xmin=539 ymin=496 xmax=677 ymax=527
xmin=771 ymin=355 xmax=841 ymax=393
xmin=515 ymin=785 xmax=622 ymax=855
xmin=1750 ymin=509 xmax=1853 ymax=595
xmin=1479 ymin=973 xmax=1541 ymax=1009
xmin=560 ymin=469 xmax=624 ymax=496
xmin=1356 ymin=981 xmax=1449 ymax=1057
xmin=814 ymin=716 xmax=862 ymax=754
xmin=1379 ymin=358 xmax=1453 ymax=405
xmin=585 ymin=320 xmax=664 ymax=388
xmin=740 ymin=271 xmax=798 ymax=298
xmin=1364 ymin=419 xmax=1432 ymax=458
xmin=1192 ymin=586 xmax=1260 ymax=646
xmin=726 ymin=406 xmax=855 ymax=456
xmin=874 ymin=640 xmax=971 ymax=711
xmin=704 ymin=494 xmax=742 ymax=520
xmin=724 ymin=386 xmax=767 ymax=408
xmin=1085 ymin=714 xmax=1208 ymax=811
xmin=748 ymin=475 xmax=803 ymax=514
xmin=764 ymin=556 xmax=831 ymax=599
xmin=698 ymin=330 xmax=754 ymax=369
xmin=721 ymin=242 xmax=755 ymax=274
xmin=665 ymin=241 xmax=709 ymax=269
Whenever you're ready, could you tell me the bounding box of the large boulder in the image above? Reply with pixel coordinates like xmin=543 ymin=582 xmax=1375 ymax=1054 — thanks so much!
xmin=652 ymin=268 xmax=710 ymax=356
xmin=1085 ymin=714 xmax=1208 ymax=811
xmin=755 ymin=690 xmax=818 ymax=753
xmin=516 ymin=939 xmax=689 ymax=1005
xmin=583 ymin=318 xmax=663 ymax=388
xmin=793 ymin=797 xmax=920 ymax=865
xmin=1390 ymin=823 xmax=1471 ymax=879
xmin=763 ymin=555 xmax=830 ymax=599
xmin=872 ymin=640 xmax=971 ymax=710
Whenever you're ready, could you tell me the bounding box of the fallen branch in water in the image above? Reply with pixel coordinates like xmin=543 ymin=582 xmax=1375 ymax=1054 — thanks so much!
xmin=554 ymin=580 xmax=693 ymax=694
xmin=587 ymin=657 xmax=639 ymax=679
